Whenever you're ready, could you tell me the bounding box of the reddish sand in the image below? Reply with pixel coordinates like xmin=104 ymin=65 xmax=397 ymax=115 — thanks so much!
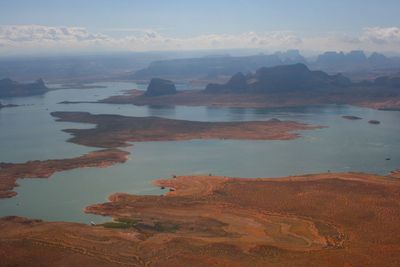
xmin=99 ymin=89 xmax=400 ymax=110
xmin=51 ymin=111 xmax=321 ymax=148
xmin=1 ymin=171 xmax=400 ymax=266
xmin=390 ymin=169 xmax=400 ymax=178
xmin=0 ymin=149 xmax=128 ymax=198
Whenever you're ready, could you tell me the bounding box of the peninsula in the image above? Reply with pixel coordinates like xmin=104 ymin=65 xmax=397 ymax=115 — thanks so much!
xmin=0 ymin=149 xmax=129 ymax=198
xmin=1 ymin=171 xmax=400 ymax=266
xmin=0 ymin=111 xmax=320 ymax=199
xmin=51 ymin=111 xmax=320 ymax=148
xmin=0 ymin=101 xmax=18 ymax=109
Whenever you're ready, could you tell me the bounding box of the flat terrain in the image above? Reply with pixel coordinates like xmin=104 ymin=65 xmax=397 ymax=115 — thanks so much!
xmin=1 ymin=172 xmax=400 ymax=266
xmin=51 ymin=111 xmax=320 ymax=148
xmin=0 ymin=149 xmax=129 ymax=198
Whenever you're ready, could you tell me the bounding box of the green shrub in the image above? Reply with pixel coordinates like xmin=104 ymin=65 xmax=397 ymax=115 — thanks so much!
xmin=101 ymin=218 xmax=139 ymax=229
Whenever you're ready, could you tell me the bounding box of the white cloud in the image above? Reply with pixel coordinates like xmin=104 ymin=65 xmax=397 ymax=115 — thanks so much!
xmin=103 ymin=27 xmax=173 ymax=33
xmin=0 ymin=25 xmax=109 ymax=43
xmin=361 ymin=27 xmax=400 ymax=45
xmin=0 ymin=25 xmax=112 ymax=54
xmin=118 ymin=31 xmax=302 ymax=51
xmin=1 ymin=24 xmax=400 ymax=55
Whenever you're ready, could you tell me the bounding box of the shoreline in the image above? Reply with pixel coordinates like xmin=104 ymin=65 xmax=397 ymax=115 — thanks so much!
xmin=65 ymin=89 xmax=400 ymax=110
xmin=0 ymin=149 xmax=129 ymax=198
xmin=1 ymin=171 xmax=400 ymax=266
xmin=51 ymin=111 xmax=322 ymax=148
xmin=0 ymin=111 xmax=321 ymax=199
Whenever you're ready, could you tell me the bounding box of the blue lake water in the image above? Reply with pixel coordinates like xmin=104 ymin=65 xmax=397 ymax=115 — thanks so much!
xmin=0 ymin=82 xmax=399 ymax=223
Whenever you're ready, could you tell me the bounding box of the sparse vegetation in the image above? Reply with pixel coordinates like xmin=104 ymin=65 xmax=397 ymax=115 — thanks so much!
xmin=101 ymin=218 xmax=139 ymax=229
xmin=153 ymin=221 xmax=180 ymax=233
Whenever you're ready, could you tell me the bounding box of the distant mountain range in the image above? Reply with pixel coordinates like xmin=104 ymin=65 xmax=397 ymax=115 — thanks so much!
xmin=133 ymin=50 xmax=400 ymax=81
xmin=205 ymin=64 xmax=352 ymax=93
xmin=0 ymin=78 xmax=48 ymax=97
xmin=133 ymin=50 xmax=307 ymax=80
xmin=203 ymin=63 xmax=400 ymax=94
xmin=0 ymin=53 xmax=171 ymax=83
xmin=314 ymin=51 xmax=400 ymax=72
xmin=1 ymin=50 xmax=400 ymax=83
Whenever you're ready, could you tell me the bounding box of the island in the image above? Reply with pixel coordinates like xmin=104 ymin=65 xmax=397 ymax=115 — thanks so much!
xmin=368 ymin=120 xmax=381 ymax=125
xmin=51 ymin=111 xmax=321 ymax=148
xmin=94 ymin=63 xmax=400 ymax=110
xmin=0 ymin=149 xmax=129 ymax=198
xmin=0 ymin=78 xmax=49 ymax=97
xmin=0 ymin=101 xmax=18 ymax=109
xmin=342 ymin=115 xmax=362 ymax=120
xmin=1 ymin=171 xmax=400 ymax=266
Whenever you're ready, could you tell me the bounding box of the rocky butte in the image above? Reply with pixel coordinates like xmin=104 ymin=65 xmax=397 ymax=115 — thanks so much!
xmin=62 ymin=63 xmax=400 ymax=110
xmin=0 ymin=78 xmax=49 ymax=97
xmin=144 ymin=78 xmax=177 ymax=97
xmin=205 ymin=63 xmax=351 ymax=93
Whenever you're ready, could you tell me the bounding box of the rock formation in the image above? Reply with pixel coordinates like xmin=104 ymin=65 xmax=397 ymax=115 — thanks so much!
xmin=0 ymin=78 xmax=48 ymax=97
xmin=374 ymin=76 xmax=400 ymax=88
xmin=205 ymin=63 xmax=351 ymax=93
xmin=144 ymin=78 xmax=177 ymax=97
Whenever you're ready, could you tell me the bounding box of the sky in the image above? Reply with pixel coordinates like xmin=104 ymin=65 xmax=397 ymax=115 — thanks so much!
xmin=0 ymin=0 xmax=400 ymax=55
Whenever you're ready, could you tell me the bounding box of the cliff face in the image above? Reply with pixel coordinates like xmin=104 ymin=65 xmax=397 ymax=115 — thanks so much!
xmin=144 ymin=78 xmax=177 ymax=96
xmin=205 ymin=63 xmax=351 ymax=93
xmin=0 ymin=78 xmax=48 ymax=97
xmin=314 ymin=50 xmax=400 ymax=72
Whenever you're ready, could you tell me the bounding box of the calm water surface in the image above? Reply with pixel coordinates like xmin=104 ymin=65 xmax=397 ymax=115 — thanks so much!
xmin=0 ymin=82 xmax=399 ymax=223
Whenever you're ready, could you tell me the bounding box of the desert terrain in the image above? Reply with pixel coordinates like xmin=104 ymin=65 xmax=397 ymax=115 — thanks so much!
xmin=1 ymin=171 xmax=400 ymax=266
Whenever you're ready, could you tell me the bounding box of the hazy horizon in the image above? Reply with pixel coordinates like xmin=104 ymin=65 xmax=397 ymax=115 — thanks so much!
xmin=1 ymin=0 xmax=400 ymax=56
